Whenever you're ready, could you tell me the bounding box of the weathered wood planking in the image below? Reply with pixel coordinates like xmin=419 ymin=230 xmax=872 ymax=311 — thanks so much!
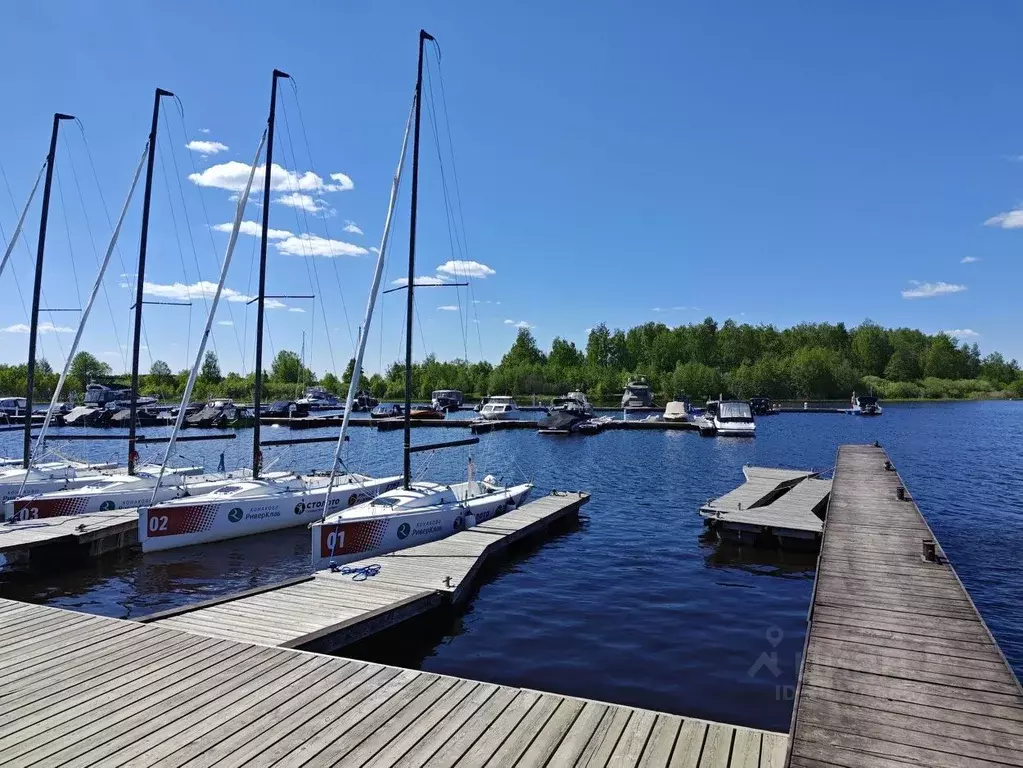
xmin=0 ymin=509 xmax=138 ymax=567
xmin=0 ymin=598 xmax=786 ymax=767
xmin=787 ymin=444 xmax=1023 ymax=768
xmin=146 ymin=492 xmax=589 ymax=652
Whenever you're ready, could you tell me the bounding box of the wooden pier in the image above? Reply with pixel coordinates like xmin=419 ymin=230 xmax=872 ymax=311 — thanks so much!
xmin=142 ymin=493 xmax=591 ymax=653
xmin=786 ymin=444 xmax=1023 ymax=767
xmin=701 ymin=474 xmax=831 ymax=548
xmin=0 ymin=509 xmax=137 ymax=570
xmin=0 ymin=598 xmax=787 ymax=767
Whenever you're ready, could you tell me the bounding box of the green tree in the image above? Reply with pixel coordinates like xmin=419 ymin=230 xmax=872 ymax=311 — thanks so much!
xmin=851 ymin=320 xmax=892 ymax=377
xmin=269 ymin=349 xmax=312 ymax=384
xmin=884 ymin=348 xmax=920 ymax=381
xmin=69 ymin=351 xmax=112 ymax=392
xmin=501 ymin=328 xmax=545 ymax=368
xmin=199 ymin=350 xmax=222 ymax=384
xmin=548 ymin=337 xmax=584 ymax=370
xmin=671 ymin=362 xmax=722 ymax=399
xmin=320 ymin=372 xmax=342 ymax=395
xmin=924 ymin=334 xmax=962 ymax=379
xmin=586 ymin=324 xmax=612 ymax=367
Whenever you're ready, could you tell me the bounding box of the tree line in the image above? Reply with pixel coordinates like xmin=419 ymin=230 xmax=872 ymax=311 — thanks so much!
xmin=2 ymin=317 xmax=1020 ymax=404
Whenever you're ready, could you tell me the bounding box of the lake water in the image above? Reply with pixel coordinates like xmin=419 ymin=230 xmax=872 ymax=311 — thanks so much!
xmin=1 ymin=401 xmax=1020 ymax=732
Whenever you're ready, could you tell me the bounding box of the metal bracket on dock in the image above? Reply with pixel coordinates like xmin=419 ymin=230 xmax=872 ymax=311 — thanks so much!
xmin=922 ymin=538 xmax=938 ymax=563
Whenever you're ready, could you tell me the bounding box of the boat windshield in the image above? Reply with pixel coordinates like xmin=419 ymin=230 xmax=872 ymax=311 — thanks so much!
xmin=718 ymin=402 xmax=753 ymax=421
xmin=857 ymin=396 xmax=878 ymax=406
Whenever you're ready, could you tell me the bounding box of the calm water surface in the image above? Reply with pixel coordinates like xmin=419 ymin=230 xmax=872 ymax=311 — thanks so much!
xmin=1 ymin=401 xmax=1020 ymax=732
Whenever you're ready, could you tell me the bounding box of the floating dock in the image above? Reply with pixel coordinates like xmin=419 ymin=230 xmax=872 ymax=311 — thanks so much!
xmin=701 ymin=471 xmax=831 ymax=548
xmin=786 ymin=444 xmax=1023 ymax=767
xmin=0 ymin=593 xmax=788 ymax=767
xmin=0 ymin=509 xmax=137 ymax=570
xmin=142 ymin=492 xmax=590 ymax=652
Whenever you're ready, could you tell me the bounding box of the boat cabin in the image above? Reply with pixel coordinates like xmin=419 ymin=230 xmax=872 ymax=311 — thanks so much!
xmin=717 ymin=401 xmax=754 ymax=423
xmin=431 ymin=389 xmax=464 ymax=411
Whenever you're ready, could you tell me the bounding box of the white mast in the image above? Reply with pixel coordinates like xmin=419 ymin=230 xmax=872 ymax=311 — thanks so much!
xmin=0 ymin=161 xmax=46 ymax=283
xmin=149 ymin=130 xmax=267 ymax=504
xmin=320 ymin=95 xmax=416 ymax=516
xmin=19 ymin=145 xmax=149 ymax=494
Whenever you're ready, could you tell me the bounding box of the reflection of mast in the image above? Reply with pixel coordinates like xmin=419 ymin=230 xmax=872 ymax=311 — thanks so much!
xmin=23 ymin=113 xmax=75 ymax=468
xmin=128 ymin=88 xmax=174 ymax=475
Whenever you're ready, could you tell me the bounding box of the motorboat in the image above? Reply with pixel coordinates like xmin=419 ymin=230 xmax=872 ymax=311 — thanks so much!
xmin=478 ymin=396 xmax=519 ymax=421
xmin=4 ymin=463 xmax=212 ymax=521
xmin=713 ymin=400 xmax=756 ymax=437
xmin=549 ymin=392 xmax=594 ymax=418
xmin=409 ymin=405 xmax=445 ymax=420
xmin=750 ymin=397 xmax=776 ymax=416
xmin=371 ymin=403 xmax=404 ymax=419
xmin=850 ymin=393 xmax=883 ymax=416
xmin=312 ymin=475 xmax=533 ymax=569
xmin=621 ymin=378 xmax=655 ymax=409
xmin=261 ymin=400 xmax=311 ymax=419
xmin=184 ymin=398 xmax=250 ymax=428
xmin=296 ymin=386 xmax=341 ymax=410
xmin=431 ymin=389 xmax=464 ymax=412
xmin=663 ymin=396 xmax=691 ymax=422
xmin=352 ymin=390 xmax=379 ymax=411
xmin=0 ymin=397 xmax=27 ymax=418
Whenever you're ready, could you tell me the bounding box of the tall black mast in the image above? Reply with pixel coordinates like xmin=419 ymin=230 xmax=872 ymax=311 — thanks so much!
xmin=23 ymin=113 xmax=74 ymax=468
xmin=128 ymin=88 xmax=174 ymax=475
xmin=252 ymin=68 xmax=289 ymax=479
xmin=403 ymin=30 xmax=434 ymax=490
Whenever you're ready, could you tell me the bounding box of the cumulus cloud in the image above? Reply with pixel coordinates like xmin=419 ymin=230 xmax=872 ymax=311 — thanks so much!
xmin=188 ymin=162 xmax=354 ymax=195
xmin=2 ymin=321 xmax=73 ymax=334
xmin=961 ymin=256 xmax=980 ymax=264
xmin=391 ymin=275 xmax=449 ymax=287
xmin=275 ymin=233 xmax=368 ymax=258
xmin=438 ymin=305 xmax=459 ymax=311
xmin=213 ymin=220 xmax=292 ymax=240
xmin=274 ymin=192 xmax=334 ymax=215
xmin=984 ymin=209 xmax=1023 ymax=229
xmin=185 ymin=140 xmax=229 ymax=158
xmin=901 ymin=281 xmax=968 ymax=299
xmin=504 ymin=319 xmax=534 ymax=329
xmin=436 ymin=260 xmax=495 ymax=279
xmin=142 ymin=280 xmax=286 ymax=309
xmin=343 ymin=220 xmax=363 ymax=235
xmin=944 ymin=328 xmax=979 ymax=339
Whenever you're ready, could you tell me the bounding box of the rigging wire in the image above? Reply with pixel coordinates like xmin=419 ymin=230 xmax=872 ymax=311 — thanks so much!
xmin=170 ymin=103 xmax=249 ymax=370
xmin=0 ymin=162 xmax=32 ymax=322
xmin=60 ymin=132 xmax=129 ymax=372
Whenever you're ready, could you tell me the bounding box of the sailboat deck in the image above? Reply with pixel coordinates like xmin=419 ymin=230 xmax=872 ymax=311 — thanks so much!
xmin=145 ymin=492 xmax=590 ymax=653
xmin=0 ymin=598 xmax=787 ymax=767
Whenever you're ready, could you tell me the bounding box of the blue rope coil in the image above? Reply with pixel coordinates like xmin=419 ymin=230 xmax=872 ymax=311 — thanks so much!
xmin=330 ymin=563 xmax=381 ymax=581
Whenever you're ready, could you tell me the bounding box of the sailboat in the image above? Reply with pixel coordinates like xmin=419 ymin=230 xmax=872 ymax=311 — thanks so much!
xmin=311 ymin=32 xmax=532 ymax=570
xmin=136 ymin=69 xmax=400 ymax=552
xmin=4 ymin=90 xmax=230 ymax=521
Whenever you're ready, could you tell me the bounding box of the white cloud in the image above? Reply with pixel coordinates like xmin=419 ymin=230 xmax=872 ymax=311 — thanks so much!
xmin=391 ymin=275 xmax=448 ymax=287
xmin=961 ymin=256 xmax=980 ymax=264
xmin=343 ymin=220 xmax=363 ymax=235
xmin=213 ymin=220 xmax=292 ymax=240
xmin=436 ymin=260 xmax=495 ymax=279
xmin=274 ymin=192 xmax=334 ymax=215
xmin=142 ymin=280 xmax=286 ymax=309
xmin=288 ymin=307 xmax=306 ymax=313
xmin=329 ymin=172 xmax=354 ymax=191
xmin=369 ymin=246 xmax=380 ymax=255
xmin=944 ymin=328 xmax=979 ymax=339
xmin=651 ymin=307 xmax=664 ymax=313
xmin=503 ymin=319 xmax=514 ymax=324
xmin=275 ymin=233 xmax=368 ymax=258
xmin=513 ymin=320 xmax=533 ymax=329
xmin=185 ymin=140 xmax=229 ymax=157
xmin=217 ymin=320 xmax=233 ymax=326
xmin=438 ymin=305 xmax=459 ymax=311
xmin=199 ymin=128 xmax=210 ymax=134
xmin=984 ymin=209 xmax=1023 ymax=229
xmin=901 ymin=281 xmax=968 ymax=299
xmin=188 ymin=162 xmax=354 ymax=194
xmin=1 ymin=321 xmax=73 ymax=334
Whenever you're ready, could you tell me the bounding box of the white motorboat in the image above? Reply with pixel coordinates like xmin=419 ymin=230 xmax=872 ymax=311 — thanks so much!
xmin=849 ymin=393 xmax=883 ymax=416
xmin=663 ymin=398 xmax=691 ymax=422
xmin=713 ymin=400 xmax=756 ymax=437
xmin=313 ymin=477 xmax=532 ymax=569
xmin=479 ymin=396 xmax=520 ymax=421
xmin=621 ymin=377 xmax=655 ymax=409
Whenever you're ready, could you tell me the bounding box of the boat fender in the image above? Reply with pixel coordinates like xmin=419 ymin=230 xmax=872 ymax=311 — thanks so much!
xmin=464 ymin=512 xmax=477 ymax=529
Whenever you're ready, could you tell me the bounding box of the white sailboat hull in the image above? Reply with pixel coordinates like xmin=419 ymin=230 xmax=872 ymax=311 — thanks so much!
xmin=138 ymin=475 xmax=402 ymax=552
xmin=310 ymin=482 xmax=533 ymax=569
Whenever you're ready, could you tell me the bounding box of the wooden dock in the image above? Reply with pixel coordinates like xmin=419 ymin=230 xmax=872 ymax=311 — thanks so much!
xmin=0 ymin=509 xmax=137 ymax=570
xmin=786 ymin=444 xmax=1023 ymax=767
xmin=0 ymin=598 xmax=787 ymax=767
xmin=701 ymin=467 xmax=816 ymax=517
xmin=142 ymin=493 xmax=591 ymax=653
xmin=702 ymin=478 xmax=831 ymax=547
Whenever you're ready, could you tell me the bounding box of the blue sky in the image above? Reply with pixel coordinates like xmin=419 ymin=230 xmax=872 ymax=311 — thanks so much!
xmin=2 ymin=2 xmax=1022 ymax=378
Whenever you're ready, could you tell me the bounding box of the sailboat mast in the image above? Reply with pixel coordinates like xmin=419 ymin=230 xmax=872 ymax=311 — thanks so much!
xmin=403 ymin=30 xmax=434 ymax=490
xmin=252 ymin=68 xmax=289 ymax=480
xmin=128 ymin=88 xmax=174 ymax=475
xmin=23 ymin=112 xmax=74 ymax=468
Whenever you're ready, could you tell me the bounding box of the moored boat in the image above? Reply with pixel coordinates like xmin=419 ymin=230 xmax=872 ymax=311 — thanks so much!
xmin=849 ymin=393 xmax=883 ymax=416
xmin=713 ymin=400 xmax=756 ymax=437
xmin=478 ymin=395 xmax=519 ymax=421
xmin=621 ymin=377 xmax=655 ymax=409
xmin=663 ymin=396 xmax=691 ymax=422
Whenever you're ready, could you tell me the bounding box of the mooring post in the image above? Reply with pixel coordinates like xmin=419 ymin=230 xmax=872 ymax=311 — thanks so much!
xmin=884 ymin=460 xmax=894 ymax=471
xmin=896 ymin=486 xmax=906 ymax=501
xmin=922 ymin=539 xmax=937 ymax=562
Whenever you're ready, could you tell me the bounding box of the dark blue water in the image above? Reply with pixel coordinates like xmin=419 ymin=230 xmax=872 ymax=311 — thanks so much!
xmin=1 ymin=401 xmax=1020 ymax=732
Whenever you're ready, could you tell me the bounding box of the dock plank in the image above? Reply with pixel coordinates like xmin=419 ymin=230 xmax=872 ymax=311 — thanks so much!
xmin=786 ymin=444 xmax=1023 ymax=768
